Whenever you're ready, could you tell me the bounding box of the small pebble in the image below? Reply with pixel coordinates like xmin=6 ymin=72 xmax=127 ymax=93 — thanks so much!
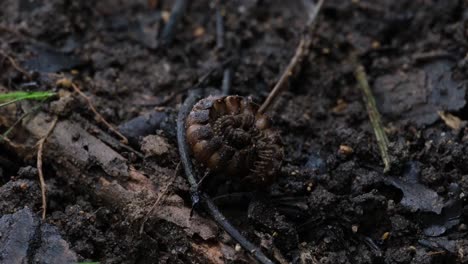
xmin=339 ymin=145 xmax=353 ymax=156
xmin=459 ymin=224 xmax=467 ymax=231
xmin=371 ymin=41 xmax=381 ymax=49
xmin=408 ymin=246 xmax=417 ymax=252
xmin=141 ymin=135 xmax=171 ymax=157
xmin=381 ymin=232 xmax=390 ymax=241
xmin=162 ymin=11 xmax=171 ymax=22
xmin=235 ymin=244 xmax=242 ymax=252
xmin=19 ymin=183 xmax=28 ymax=191
xmin=193 ymin=26 xmax=205 ymax=37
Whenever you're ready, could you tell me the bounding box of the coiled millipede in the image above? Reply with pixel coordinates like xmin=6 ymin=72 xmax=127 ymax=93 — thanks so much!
xmin=185 ymin=95 xmax=283 ymax=186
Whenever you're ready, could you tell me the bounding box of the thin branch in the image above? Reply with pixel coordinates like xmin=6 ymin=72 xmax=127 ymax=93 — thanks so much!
xmin=258 ymin=37 xmax=309 ymax=114
xmin=70 ymin=83 xmax=129 ymax=144
xmin=306 ymin=0 xmax=325 ymax=28
xmin=177 ymin=91 xmax=202 ymax=204
xmin=177 ymin=92 xmax=274 ymax=264
xmin=258 ymin=0 xmax=324 ymax=114
xmin=36 ymin=116 xmax=58 ymax=219
xmin=353 ymin=60 xmax=391 ymax=172
xmin=0 ymin=51 xmax=32 ymax=80
xmin=202 ymin=194 xmax=274 ymax=264
xmin=216 ymin=1 xmax=231 ymax=96
xmin=221 ymin=68 xmax=231 ymax=96
xmin=0 ymin=98 xmax=23 ymax=108
xmin=140 ymin=163 xmax=181 ymax=234
xmin=0 ymin=105 xmax=41 ymax=143
xmin=215 ymin=1 xmax=225 ymax=50
xmin=160 ymin=0 xmax=188 ymax=46
xmin=0 ymin=133 xmax=21 ymax=149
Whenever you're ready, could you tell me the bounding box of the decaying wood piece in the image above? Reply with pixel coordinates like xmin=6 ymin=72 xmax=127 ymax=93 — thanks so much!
xmin=21 ymin=111 xmax=244 ymax=263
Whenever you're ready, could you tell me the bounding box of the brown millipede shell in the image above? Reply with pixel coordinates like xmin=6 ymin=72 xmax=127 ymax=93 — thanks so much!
xmin=186 ymin=95 xmax=283 ymax=186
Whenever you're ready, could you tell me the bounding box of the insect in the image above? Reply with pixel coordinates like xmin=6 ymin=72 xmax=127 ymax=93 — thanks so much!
xmin=185 ymin=95 xmax=283 ymax=186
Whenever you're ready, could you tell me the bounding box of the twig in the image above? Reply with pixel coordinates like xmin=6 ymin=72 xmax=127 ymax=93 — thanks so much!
xmin=353 ymin=60 xmax=391 ymax=172
xmin=411 ymin=50 xmax=456 ymax=63
xmin=212 ymin=192 xmax=254 ymax=206
xmin=36 ymin=116 xmax=58 ymax=219
xmin=177 ymin=92 xmax=274 ymax=264
xmin=0 ymin=51 xmax=32 ymax=80
xmin=73 ymin=115 xmax=144 ymax=158
xmin=70 ymin=83 xmax=129 ymax=144
xmin=258 ymin=0 xmax=324 ymax=114
xmin=305 ymin=0 xmax=325 ymax=28
xmin=0 ymin=105 xmax=41 ymax=143
xmin=139 ymin=163 xmax=180 ymax=234
xmin=202 ymin=194 xmax=273 ymax=264
xmin=154 ymin=59 xmax=232 ymax=106
xmin=0 ymin=134 xmax=21 ymax=149
xmin=215 ymin=1 xmax=232 ymax=96
xmin=177 ymin=91 xmax=202 ymax=204
xmin=160 ymin=0 xmax=188 ymax=46
xmin=221 ymin=68 xmax=231 ymax=96
xmin=215 ymin=1 xmax=225 ymax=50
xmin=258 ymin=37 xmax=309 ymax=113
xmin=0 ymin=98 xmax=23 ymax=108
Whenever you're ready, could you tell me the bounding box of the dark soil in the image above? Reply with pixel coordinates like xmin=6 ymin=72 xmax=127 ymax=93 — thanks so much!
xmin=1 ymin=0 xmax=468 ymax=263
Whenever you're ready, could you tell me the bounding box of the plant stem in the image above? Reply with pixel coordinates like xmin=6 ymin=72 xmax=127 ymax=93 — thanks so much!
xmin=354 ymin=62 xmax=391 ymax=172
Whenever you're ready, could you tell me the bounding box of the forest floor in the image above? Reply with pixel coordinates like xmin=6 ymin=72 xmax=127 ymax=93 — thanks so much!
xmin=0 ymin=0 xmax=468 ymax=263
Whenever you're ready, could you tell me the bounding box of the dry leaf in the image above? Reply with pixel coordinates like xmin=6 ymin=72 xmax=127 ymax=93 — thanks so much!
xmin=438 ymin=111 xmax=466 ymax=131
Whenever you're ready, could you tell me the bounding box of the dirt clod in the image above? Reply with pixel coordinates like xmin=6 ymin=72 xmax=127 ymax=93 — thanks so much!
xmin=0 ymin=208 xmax=77 ymax=264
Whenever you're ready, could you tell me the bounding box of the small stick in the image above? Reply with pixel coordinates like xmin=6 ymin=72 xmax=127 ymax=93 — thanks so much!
xmin=305 ymin=0 xmax=325 ymax=28
xmin=0 ymin=51 xmax=32 ymax=80
xmin=0 ymin=98 xmax=24 ymax=108
xmin=139 ymin=163 xmax=180 ymax=234
xmin=0 ymin=105 xmax=41 ymax=143
xmin=71 ymin=83 xmax=129 ymax=144
xmin=0 ymin=134 xmax=21 ymax=149
xmin=221 ymin=68 xmax=231 ymax=95
xmin=36 ymin=116 xmax=58 ymax=219
xmin=411 ymin=50 xmax=456 ymax=63
xmin=353 ymin=61 xmax=391 ymax=172
xmin=177 ymin=91 xmax=202 ymax=205
xmin=258 ymin=0 xmax=324 ymax=114
xmin=202 ymin=194 xmax=274 ymax=264
xmin=215 ymin=1 xmax=225 ymax=50
xmin=177 ymin=92 xmax=274 ymax=264
xmin=215 ymin=1 xmax=232 ymax=96
xmin=160 ymin=0 xmax=188 ymax=46
xmin=258 ymin=37 xmax=309 ymax=114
